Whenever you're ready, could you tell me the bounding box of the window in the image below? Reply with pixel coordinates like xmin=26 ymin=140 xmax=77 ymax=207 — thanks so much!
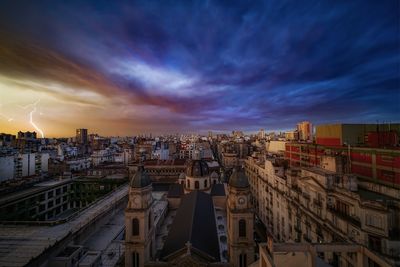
xmin=204 ymin=180 xmax=208 ymax=188
xmin=336 ymin=200 xmax=349 ymax=216
xmin=214 ymin=179 xmax=217 ymax=185
xmin=239 ymin=253 xmax=247 ymax=267
xmin=187 ymin=180 xmax=190 ymax=189
xmin=239 ymin=219 xmax=246 ymax=237
xmin=133 ymin=252 xmax=139 ymax=267
xmin=195 ymin=181 xmax=199 ymax=189
xmin=366 ymin=214 xmax=383 ymax=229
xmin=132 ymin=218 xmax=139 ymax=236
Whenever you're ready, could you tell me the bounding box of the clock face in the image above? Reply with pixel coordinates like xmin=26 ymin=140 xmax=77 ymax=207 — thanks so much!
xmin=238 ymin=197 xmax=245 ymax=205
xmin=133 ymin=197 xmax=140 ymax=206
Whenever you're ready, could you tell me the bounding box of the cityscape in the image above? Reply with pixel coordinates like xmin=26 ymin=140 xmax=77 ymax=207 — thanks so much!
xmin=0 ymin=1 xmax=399 ymax=267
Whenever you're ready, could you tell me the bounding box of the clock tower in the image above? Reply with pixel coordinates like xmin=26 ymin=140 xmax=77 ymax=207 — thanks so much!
xmin=227 ymin=168 xmax=255 ymax=267
xmin=125 ymin=165 xmax=155 ymax=267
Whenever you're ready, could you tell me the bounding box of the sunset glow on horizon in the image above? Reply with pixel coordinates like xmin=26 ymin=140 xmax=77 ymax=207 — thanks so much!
xmin=0 ymin=0 xmax=399 ymax=137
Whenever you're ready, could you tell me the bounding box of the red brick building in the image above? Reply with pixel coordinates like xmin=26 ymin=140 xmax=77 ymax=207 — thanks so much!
xmin=285 ymin=124 xmax=400 ymax=186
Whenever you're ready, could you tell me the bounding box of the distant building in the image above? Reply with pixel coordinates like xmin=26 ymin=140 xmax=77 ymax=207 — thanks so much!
xmin=285 ymin=130 xmax=299 ymax=141
xmin=0 ymin=133 xmax=16 ymax=147
xmin=76 ymin=128 xmax=88 ymax=144
xmin=285 ymin=123 xmax=400 ymax=185
xmin=297 ymin=121 xmax=313 ymax=142
xmin=258 ymin=129 xmax=266 ymax=139
xmin=316 ymin=123 xmax=400 ymax=147
xmin=17 ymin=131 xmax=37 ymax=140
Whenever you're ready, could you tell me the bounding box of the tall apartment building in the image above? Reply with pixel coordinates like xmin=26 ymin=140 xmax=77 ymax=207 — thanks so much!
xmin=297 ymin=121 xmax=313 ymax=142
xmin=76 ymin=128 xmax=88 ymax=144
xmin=244 ymin=155 xmax=400 ymax=266
xmin=0 ymin=152 xmax=49 ymax=181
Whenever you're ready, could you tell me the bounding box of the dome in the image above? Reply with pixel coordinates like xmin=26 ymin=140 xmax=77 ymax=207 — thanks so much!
xmin=179 ymin=172 xmax=186 ymax=180
xmin=229 ymin=168 xmax=249 ymax=188
xmin=186 ymin=160 xmax=209 ymax=178
xmin=130 ymin=165 xmax=151 ymax=188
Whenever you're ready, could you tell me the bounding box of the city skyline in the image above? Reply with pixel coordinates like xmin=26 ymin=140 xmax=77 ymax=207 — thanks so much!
xmin=0 ymin=0 xmax=399 ymax=137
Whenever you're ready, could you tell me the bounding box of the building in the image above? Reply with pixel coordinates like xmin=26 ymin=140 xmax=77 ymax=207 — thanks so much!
xmin=315 ymin=123 xmax=400 ymax=147
xmin=297 ymin=121 xmax=313 ymax=142
xmin=266 ymin=140 xmax=286 ymax=155
xmin=0 ymin=133 xmax=16 ymax=147
xmin=245 ymin=154 xmax=400 ymax=266
xmin=125 ymin=159 xmax=254 ymax=266
xmin=227 ymin=169 xmax=255 ymax=267
xmin=0 ymin=175 xmax=127 ymax=222
xmin=256 ymin=242 xmax=392 ymax=267
xmin=285 ymin=131 xmax=299 ymax=141
xmin=17 ymin=131 xmax=37 ymax=140
xmin=284 ymin=142 xmax=400 ymax=186
xmin=0 ymin=155 xmax=14 ymax=181
xmin=76 ymin=128 xmax=88 ymax=144
xmin=142 ymin=159 xmax=186 ymax=183
xmin=258 ymin=129 xmax=266 ymax=140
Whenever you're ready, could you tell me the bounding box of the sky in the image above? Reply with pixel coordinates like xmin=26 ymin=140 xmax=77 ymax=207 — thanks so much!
xmin=0 ymin=0 xmax=399 ymax=137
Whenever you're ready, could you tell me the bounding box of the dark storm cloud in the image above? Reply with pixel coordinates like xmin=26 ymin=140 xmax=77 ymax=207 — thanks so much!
xmin=0 ymin=0 xmax=398 ymax=132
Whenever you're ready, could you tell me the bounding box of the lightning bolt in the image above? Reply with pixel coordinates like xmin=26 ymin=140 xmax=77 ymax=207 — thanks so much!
xmin=29 ymin=104 xmax=44 ymax=138
xmin=19 ymin=99 xmax=45 ymax=138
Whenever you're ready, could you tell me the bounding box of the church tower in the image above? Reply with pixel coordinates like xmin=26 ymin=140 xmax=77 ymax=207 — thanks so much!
xmin=125 ymin=165 xmax=155 ymax=267
xmin=227 ymin=168 xmax=255 ymax=267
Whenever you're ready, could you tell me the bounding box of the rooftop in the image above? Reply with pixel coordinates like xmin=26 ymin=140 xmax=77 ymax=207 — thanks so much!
xmin=161 ymin=190 xmax=220 ymax=261
xmin=0 ymin=184 xmax=128 ymax=267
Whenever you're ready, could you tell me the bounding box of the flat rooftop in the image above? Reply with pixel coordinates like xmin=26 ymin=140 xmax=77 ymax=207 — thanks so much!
xmin=0 ymin=184 xmax=128 ymax=267
xmin=0 ymin=178 xmax=73 ymax=206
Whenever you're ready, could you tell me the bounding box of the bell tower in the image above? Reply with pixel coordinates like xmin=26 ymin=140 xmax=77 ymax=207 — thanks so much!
xmin=227 ymin=168 xmax=255 ymax=267
xmin=125 ymin=165 xmax=155 ymax=267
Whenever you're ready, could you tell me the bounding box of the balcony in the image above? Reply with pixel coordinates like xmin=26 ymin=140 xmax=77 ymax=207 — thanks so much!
xmin=327 ymin=207 xmax=361 ymax=228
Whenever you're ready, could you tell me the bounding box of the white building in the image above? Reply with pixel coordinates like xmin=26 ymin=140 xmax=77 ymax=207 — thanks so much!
xmin=66 ymin=157 xmax=91 ymax=171
xmin=0 ymin=155 xmax=14 ymax=181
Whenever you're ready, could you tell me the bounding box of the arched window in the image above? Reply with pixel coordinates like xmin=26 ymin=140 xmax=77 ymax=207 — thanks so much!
xmin=204 ymin=180 xmax=208 ymax=188
xmin=195 ymin=181 xmax=199 ymax=189
xmin=239 ymin=219 xmax=246 ymax=237
xmin=213 ymin=179 xmax=217 ymax=185
xmin=187 ymin=180 xmax=190 ymax=188
xmin=148 ymin=213 xmax=152 ymax=231
xmin=239 ymin=253 xmax=247 ymax=267
xmin=133 ymin=252 xmax=139 ymax=267
xmin=180 ymin=180 xmax=184 ymax=185
xmin=132 ymin=218 xmax=139 ymax=236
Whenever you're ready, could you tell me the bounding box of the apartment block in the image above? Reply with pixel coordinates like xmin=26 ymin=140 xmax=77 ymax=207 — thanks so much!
xmin=245 ymin=155 xmax=400 ymax=266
